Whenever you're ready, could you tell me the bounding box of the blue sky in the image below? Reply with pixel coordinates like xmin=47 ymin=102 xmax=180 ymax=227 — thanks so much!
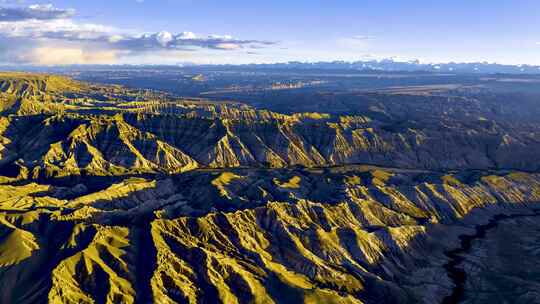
xmin=0 ymin=0 xmax=539 ymax=65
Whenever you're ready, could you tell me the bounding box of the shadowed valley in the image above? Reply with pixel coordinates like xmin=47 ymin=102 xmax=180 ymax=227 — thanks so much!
xmin=1 ymin=72 xmax=540 ymax=303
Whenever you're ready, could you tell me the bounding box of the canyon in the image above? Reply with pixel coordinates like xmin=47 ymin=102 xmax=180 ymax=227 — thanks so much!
xmin=0 ymin=73 xmax=539 ymax=303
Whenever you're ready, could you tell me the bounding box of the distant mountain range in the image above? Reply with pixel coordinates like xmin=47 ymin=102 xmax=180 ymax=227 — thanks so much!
xmin=239 ymin=59 xmax=540 ymax=74
xmin=3 ymin=59 xmax=540 ymax=74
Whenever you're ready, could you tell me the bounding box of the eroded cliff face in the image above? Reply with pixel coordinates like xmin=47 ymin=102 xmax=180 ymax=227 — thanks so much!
xmin=1 ymin=73 xmax=540 ymax=303
xmin=1 ymin=73 xmax=540 ymax=177
xmin=0 ymin=167 xmax=539 ymax=303
xmin=1 ymin=109 xmax=540 ymax=180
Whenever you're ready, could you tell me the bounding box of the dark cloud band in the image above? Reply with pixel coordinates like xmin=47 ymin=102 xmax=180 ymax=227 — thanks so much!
xmin=109 ymin=32 xmax=275 ymax=51
xmin=0 ymin=4 xmax=74 ymax=21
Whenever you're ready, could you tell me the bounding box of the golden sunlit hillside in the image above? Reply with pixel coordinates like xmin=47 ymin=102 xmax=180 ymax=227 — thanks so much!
xmin=0 ymin=72 xmax=539 ymax=304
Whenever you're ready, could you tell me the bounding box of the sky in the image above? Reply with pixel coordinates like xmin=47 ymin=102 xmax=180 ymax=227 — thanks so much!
xmin=0 ymin=0 xmax=539 ymax=65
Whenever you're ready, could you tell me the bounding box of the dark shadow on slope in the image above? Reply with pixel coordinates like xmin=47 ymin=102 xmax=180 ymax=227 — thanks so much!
xmin=0 ymin=219 xmax=97 ymax=304
xmin=132 ymin=221 xmax=158 ymax=304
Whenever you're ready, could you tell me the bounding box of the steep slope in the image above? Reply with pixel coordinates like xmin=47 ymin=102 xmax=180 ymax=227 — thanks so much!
xmin=1 ymin=111 xmax=540 ymax=179
xmin=0 ymin=168 xmax=539 ymax=303
xmin=1 ymin=72 xmax=540 ymax=175
xmin=1 ymin=73 xmax=540 ymax=303
xmin=0 ymin=73 xmax=87 ymax=114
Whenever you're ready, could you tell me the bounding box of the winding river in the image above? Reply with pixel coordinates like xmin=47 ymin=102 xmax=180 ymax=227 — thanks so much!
xmin=442 ymin=209 xmax=540 ymax=304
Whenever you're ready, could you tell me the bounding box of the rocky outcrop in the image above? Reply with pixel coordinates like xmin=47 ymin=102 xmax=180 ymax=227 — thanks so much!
xmin=0 ymin=73 xmax=539 ymax=176
xmin=1 ymin=111 xmax=540 ymax=179
xmin=0 ymin=167 xmax=539 ymax=303
xmin=1 ymin=72 xmax=540 ymax=303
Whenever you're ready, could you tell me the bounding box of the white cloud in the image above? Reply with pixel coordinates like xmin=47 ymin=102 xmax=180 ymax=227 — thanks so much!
xmin=351 ymin=35 xmax=375 ymax=41
xmin=0 ymin=19 xmax=116 ymax=39
xmin=0 ymin=3 xmax=276 ymax=64
xmin=214 ymin=43 xmax=241 ymax=50
xmin=156 ymin=31 xmax=173 ymax=46
xmin=108 ymin=34 xmax=124 ymax=43
xmin=22 ymin=47 xmax=119 ymax=65
xmin=178 ymin=31 xmax=196 ymax=39
xmin=209 ymin=34 xmax=233 ymax=40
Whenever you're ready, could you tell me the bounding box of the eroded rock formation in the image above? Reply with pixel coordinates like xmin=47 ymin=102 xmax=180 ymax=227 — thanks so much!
xmin=1 ymin=73 xmax=539 ymax=303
